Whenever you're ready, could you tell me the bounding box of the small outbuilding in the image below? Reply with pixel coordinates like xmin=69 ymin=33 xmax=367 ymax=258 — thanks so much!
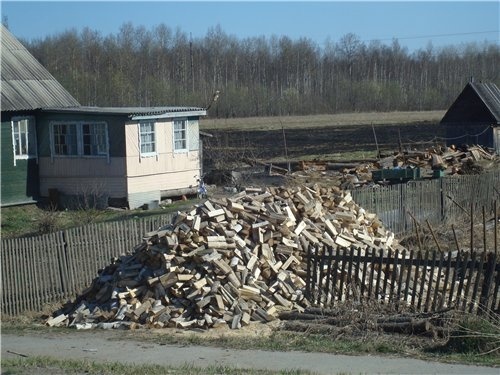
xmin=440 ymin=80 xmax=500 ymax=154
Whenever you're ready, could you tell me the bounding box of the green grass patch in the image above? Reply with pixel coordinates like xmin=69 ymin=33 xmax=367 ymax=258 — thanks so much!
xmin=0 ymin=199 xmax=199 ymax=239
xmin=0 ymin=356 xmax=313 ymax=375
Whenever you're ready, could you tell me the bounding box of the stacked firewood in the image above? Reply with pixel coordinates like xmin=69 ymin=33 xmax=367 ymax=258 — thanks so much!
xmin=378 ymin=144 xmax=497 ymax=174
xmin=47 ymin=185 xmax=404 ymax=330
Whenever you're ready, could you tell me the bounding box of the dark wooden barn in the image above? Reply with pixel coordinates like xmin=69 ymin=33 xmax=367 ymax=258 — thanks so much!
xmin=440 ymin=80 xmax=500 ymax=154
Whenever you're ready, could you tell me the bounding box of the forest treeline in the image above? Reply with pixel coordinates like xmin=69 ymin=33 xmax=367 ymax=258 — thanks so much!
xmin=23 ymin=23 xmax=499 ymax=117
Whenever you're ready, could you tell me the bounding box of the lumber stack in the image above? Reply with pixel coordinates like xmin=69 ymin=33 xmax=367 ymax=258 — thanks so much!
xmin=47 ymin=185 xmax=403 ymax=330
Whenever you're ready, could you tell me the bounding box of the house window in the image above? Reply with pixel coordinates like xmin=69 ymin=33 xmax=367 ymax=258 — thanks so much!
xmin=12 ymin=117 xmax=36 ymax=159
xmin=53 ymin=123 xmax=78 ymax=155
xmin=173 ymin=119 xmax=187 ymax=152
xmin=139 ymin=121 xmax=156 ymax=155
xmin=82 ymin=123 xmax=107 ymax=156
xmin=50 ymin=121 xmax=108 ymax=157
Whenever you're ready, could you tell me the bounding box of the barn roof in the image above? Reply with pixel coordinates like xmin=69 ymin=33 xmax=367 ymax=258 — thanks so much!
xmin=1 ymin=25 xmax=81 ymax=111
xmin=470 ymin=82 xmax=500 ymax=121
xmin=441 ymin=81 xmax=500 ymax=124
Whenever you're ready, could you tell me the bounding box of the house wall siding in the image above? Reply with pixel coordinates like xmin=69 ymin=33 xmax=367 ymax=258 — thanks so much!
xmin=125 ymin=119 xmax=200 ymax=199
xmin=1 ymin=117 xmax=39 ymax=206
xmin=38 ymin=157 xmax=127 ymax=197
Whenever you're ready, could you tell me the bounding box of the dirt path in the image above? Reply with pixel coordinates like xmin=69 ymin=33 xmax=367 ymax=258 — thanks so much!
xmin=1 ymin=332 xmax=497 ymax=374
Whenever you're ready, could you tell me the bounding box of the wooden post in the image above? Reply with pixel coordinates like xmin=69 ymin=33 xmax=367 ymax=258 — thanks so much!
xmin=495 ymin=200 xmax=498 ymax=255
xmin=407 ymin=211 xmax=422 ymax=251
xmin=482 ymin=206 xmax=487 ymax=253
xmin=451 ymin=224 xmax=461 ymax=252
xmin=426 ymin=219 xmax=442 ymax=252
xmin=470 ymin=202 xmax=474 ymax=252
xmin=371 ymin=122 xmax=380 ymax=159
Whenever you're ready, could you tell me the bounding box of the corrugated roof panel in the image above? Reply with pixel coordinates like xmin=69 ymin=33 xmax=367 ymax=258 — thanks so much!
xmin=41 ymin=106 xmax=207 ymax=118
xmin=472 ymin=82 xmax=500 ymax=121
xmin=1 ymin=25 xmax=80 ymax=111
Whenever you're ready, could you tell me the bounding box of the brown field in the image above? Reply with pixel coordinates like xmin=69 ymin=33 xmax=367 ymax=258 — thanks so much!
xmin=201 ymin=110 xmax=446 ymax=162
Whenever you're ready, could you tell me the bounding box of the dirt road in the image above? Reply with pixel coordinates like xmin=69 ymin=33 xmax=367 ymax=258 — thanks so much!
xmin=1 ymin=332 xmax=497 ymax=374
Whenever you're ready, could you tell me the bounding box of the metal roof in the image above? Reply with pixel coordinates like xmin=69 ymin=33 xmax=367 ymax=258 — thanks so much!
xmin=42 ymin=106 xmax=207 ymax=119
xmin=470 ymin=82 xmax=500 ymax=122
xmin=1 ymin=25 xmax=81 ymax=111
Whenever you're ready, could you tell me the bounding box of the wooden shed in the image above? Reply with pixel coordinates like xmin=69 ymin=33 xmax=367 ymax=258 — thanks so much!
xmin=440 ymin=80 xmax=500 ymax=153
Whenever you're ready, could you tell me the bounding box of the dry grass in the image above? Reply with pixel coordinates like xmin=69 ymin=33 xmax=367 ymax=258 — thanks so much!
xmin=200 ymin=110 xmax=445 ymax=131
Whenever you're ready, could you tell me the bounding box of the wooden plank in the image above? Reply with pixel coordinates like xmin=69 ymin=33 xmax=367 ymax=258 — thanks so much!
xmin=360 ymin=247 xmax=370 ymax=298
xmin=480 ymin=253 xmax=496 ymax=313
xmin=440 ymin=251 xmax=453 ymax=310
xmin=455 ymin=252 xmax=470 ymax=310
xmin=462 ymin=252 xmax=477 ymax=311
xmin=411 ymin=251 xmax=422 ymax=307
xmin=367 ymin=248 xmax=376 ymax=299
xmin=338 ymin=248 xmax=347 ymax=301
xmin=417 ymin=250 xmax=430 ymax=311
xmin=347 ymin=247 xmax=355 ymax=301
xmin=395 ymin=249 xmax=406 ymax=304
xmin=382 ymin=249 xmax=391 ymax=303
xmin=316 ymin=246 xmax=325 ymax=305
xmin=353 ymin=247 xmax=362 ymax=302
xmin=305 ymin=244 xmax=311 ymax=301
xmin=469 ymin=252 xmax=486 ymax=314
xmin=403 ymin=249 xmax=413 ymax=304
xmin=331 ymin=246 xmax=341 ymax=303
xmin=389 ymin=249 xmax=399 ymax=303
xmin=431 ymin=251 xmax=444 ymax=312
xmin=374 ymin=249 xmax=384 ymax=301
xmin=324 ymin=246 xmax=334 ymax=307
xmin=424 ymin=250 xmax=437 ymax=312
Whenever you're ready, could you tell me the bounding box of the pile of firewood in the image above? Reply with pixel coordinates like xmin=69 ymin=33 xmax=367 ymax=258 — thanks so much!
xmin=47 ymin=185 xmax=403 ymax=330
xmin=379 ymin=144 xmax=497 ymax=174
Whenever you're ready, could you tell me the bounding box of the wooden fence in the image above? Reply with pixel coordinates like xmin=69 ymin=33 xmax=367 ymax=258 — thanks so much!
xmin=352 ymin=170 xmax=500 ymax=234
xmin=306 ymin=246 xmax=500 ymax=316
xmin=1 ymin=214 xmax=175 ymax=316
xmin=1 ymin=171 xmax=499 ymax=316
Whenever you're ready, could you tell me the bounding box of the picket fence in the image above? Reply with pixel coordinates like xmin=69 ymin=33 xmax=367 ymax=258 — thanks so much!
xmin=352 ymin=169 xmax=500 ymax=234
xmin=1 ymin=171 xmax=499 ymax=316
xmin=1 ymin=214 xmax=175 ymax=316
xmin=305 ymin=246 xmax=500 ymax=316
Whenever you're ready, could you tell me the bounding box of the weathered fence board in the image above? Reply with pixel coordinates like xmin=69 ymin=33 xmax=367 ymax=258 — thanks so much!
xmin=352 ymin=170 xmax=500 ymax=234
xmin=1 ymin=213 xmax=175 ymax=315
xmin=306 ymin=246 xmax=500 ymax=316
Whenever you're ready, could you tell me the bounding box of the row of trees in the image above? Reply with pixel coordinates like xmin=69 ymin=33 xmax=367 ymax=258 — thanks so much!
xmin=23 ymin=23 xmax=499 ymax=117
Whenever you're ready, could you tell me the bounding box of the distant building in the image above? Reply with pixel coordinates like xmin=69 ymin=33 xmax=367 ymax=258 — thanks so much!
xmin=440 ymin=80 xmax=500 ymax=154
xmin=1 ymin=25 xmax=206 ymax=209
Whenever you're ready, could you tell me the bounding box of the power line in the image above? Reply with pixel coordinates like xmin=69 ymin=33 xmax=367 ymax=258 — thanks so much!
xmin=363 ymin=30 xmax=499 ymax=43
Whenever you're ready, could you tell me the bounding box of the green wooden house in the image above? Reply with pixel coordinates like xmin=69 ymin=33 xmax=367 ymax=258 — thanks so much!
xmin=1 ymin=25 xmax=80 ymax=206
xmin=1 ymin=26 xmax=206 ymax=209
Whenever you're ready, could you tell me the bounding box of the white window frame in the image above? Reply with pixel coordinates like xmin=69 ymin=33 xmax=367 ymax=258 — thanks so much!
xmin=173 ymin=118 xmax=188 ymax=153
xmin=138 ymin=121 xmax=157 ymax=157
xmin=49 ymin=121 xmax=109 ymax=159
xmin=11 ymin=116 xmax=37 ymax=166
xmin=81 ymin=122 xmax=109 ymax=157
